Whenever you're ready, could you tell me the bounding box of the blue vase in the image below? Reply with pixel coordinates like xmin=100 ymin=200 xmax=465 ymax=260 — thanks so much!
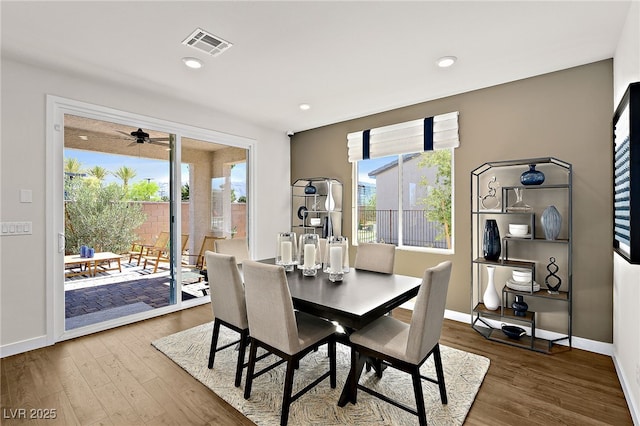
xmin=520 ymin=164 xmax=545 ymax=185
xmin=483 ymin=219 xmax=501 ymax=261
xmin=541 ymin=205 xmax=562 ymax=240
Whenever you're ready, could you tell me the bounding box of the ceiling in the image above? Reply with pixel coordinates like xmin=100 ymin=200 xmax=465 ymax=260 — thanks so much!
xmin=1 ymin=1 xmax=632 ymax=134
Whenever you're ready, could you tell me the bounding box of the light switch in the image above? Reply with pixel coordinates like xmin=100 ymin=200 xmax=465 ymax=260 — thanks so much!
xmin=0 ymin=222 xmax=33 ymax=236
xmin=20 ymin=189 xmax=33 ymax=203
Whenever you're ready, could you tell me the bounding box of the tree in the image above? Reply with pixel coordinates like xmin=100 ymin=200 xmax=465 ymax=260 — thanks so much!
xmin=417 ymin=150 xmax=452 ymax=248
xmin=64 ymin=157 xmax=83 ymax=174
xmin=64 ymin=179 xmax=146 ymax=254
xmin=129 ymin=180 xmax=161 ymax=201
xmin=87 ymin=165 xmax=109 ymax=181
xmin=181 ymin=183 xmax=189 ymax=201
xmin=113 ymin=165 xmax=137 ymax=192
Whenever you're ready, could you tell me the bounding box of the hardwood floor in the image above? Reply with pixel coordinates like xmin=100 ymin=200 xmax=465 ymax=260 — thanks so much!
xmin=1 ymin=305 xmax=632 ymax=425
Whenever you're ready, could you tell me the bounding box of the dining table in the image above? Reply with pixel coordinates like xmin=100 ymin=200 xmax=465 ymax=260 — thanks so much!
xmin=257 ymin=258 xmax=422 ymax=406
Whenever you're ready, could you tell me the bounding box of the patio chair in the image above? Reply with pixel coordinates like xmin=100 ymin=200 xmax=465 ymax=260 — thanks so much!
xmin=142 ymin=234 xmax=189 ymax=273
xmin=183 ymin=235 xmax=226 ymax=271
xmin=127 ymin=231 xmax=169 ymax=266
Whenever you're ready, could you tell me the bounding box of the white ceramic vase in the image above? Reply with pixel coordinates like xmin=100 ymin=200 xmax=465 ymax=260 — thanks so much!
xmin=483 ymin=265 xmax=500 ymax=310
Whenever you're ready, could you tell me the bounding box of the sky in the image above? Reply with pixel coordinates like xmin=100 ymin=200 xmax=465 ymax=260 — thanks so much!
xmin=65 ymin=148 xmax=247 ymax=197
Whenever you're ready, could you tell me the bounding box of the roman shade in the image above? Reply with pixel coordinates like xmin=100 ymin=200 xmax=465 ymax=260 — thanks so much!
xmin=347 ymin=111 xmax=459 ymax=162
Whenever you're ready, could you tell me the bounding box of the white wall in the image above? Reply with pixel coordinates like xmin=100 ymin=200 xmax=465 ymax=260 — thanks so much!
xmin=613 ymin=2 xmax=640 ymax=424
xmin=0 ymin=57 xmax=291 ymax=353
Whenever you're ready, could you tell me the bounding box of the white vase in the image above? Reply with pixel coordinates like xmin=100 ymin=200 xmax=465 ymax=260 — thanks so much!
xmin=483 ymin=265 xmax=500 ymax=310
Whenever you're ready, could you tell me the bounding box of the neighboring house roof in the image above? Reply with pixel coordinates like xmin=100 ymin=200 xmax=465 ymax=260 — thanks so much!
xmin=368 ymin=153 xmax=422 ymax=178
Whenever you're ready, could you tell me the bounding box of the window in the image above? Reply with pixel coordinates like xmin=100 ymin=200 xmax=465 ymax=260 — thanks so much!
xmin=348 ymin=112 xmax=458 ymax=251
xmin=354 ymin=149 xmax=453 ymax=251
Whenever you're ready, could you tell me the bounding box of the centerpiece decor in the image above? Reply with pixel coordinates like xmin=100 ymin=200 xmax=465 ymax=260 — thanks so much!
xmin=276 ymin=232 xmax=298 ymax=272
xmin=324 ymin=236 xmax=349 ymax=282
xmin=298 ymin=233 xmax=321 ymax=276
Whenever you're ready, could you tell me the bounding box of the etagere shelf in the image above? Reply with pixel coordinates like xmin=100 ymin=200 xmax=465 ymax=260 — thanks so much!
xmin=470 ymin=157 xmax=572 ymax=353
xmin=291 ymin=178 xmax=342 ymax=238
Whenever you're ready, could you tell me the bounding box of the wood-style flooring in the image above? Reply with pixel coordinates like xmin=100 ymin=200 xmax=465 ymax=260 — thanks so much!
xmin=0 ymin=305 xmax=633 ymax=425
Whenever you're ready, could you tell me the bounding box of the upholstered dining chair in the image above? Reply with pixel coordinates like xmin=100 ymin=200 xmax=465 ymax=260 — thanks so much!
xmin=214 ymin=237 xmax=250 ymax=264
xmin=345 ymin=260 xmax=452 ymax=426
xmin=354 ymin=242 xmax=396 ymax=274
xmin=242 ymin=260 xmax=337 ymax=426
xmin=204 ymin=251 xmax=249 ymax=387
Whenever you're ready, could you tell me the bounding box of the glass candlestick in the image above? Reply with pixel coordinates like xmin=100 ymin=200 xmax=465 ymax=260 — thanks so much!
xmin=276 ymin=232 xmax=298 ymax=271
xmin=323 ymin=236 xmax=349 ymax=281
xmin=298 ymin=233 xmax=321 ymax=276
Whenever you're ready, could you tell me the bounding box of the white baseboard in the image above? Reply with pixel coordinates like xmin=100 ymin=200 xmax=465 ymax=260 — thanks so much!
xmin=0 ymin=335 xmax=50 ymax=358
xmin=612 ymin=354 xmax=640 ymax=426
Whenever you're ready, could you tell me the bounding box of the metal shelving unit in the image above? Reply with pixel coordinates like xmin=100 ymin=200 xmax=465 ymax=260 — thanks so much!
xmin=291 ymin=178 xmax=342 ymax=237
xmin=470 ymin=157 xmax=572 ymax=353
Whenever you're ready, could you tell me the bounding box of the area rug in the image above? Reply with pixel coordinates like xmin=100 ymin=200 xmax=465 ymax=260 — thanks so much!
xmin=152 ymin=322 xmax=490 ymax=425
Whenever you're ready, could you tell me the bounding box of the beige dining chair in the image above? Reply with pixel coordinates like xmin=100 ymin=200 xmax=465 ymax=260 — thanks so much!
xmin=354 ymin=242 xmax=396 ymax=274
xmin=214 ymin=237 xmax=250 ymax=264
xmin=345 ymin=261 xmax=452 ymax=426
xmin=242 ymin=260 xmax=337 ymax=426
xmin=205 ymin=251 xmax=249 ymax=387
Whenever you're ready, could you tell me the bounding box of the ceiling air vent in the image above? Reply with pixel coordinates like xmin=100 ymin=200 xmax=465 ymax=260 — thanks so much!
xmin=182 ymin=28 xmax=232 ymax=57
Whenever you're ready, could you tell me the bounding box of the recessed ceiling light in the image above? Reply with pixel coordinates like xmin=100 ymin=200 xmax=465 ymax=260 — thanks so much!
xmin=299 ymin=103 xmax=311 ymax=111
xmin=182 ymin=57 xmax=203 ymax=69
xmin=78 ymin=135 xmax=88 ymax=140
xmin=436 ymin=56 xmax=457 ymax=68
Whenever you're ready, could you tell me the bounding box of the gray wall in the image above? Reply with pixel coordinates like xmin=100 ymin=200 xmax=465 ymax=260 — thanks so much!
xmin=291 ymin=60 xmax=613 ymax=343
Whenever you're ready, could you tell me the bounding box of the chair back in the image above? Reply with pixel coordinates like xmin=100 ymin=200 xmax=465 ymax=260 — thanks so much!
xmin=205 ymin=251 xmax=248 ymax=329
xmin=215 ymin=238 xmax=250 ymax=264
xmin=180 ymin=234 xmax=189 ymax=252
xmin=354 ymin=242 xmax=396 ymax=274
xmin=243 ymin=260 xmax=300 ymax=355
xmin=406 ymin=261 xmax=452 ymax=363
xmin=153 ymin=231 xmax=170 ymax=250
xmin=197 ymin=236 xmax=225 ymax=269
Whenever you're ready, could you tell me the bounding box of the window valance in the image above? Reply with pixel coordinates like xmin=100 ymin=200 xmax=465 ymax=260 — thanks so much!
xmin=346 ymin=111 xmax=459 ymax=162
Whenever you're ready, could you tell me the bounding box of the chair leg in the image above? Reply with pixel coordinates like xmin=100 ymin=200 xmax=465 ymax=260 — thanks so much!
xmin=235 ymin=329 xmax=249 ymax=387
xmin=411 ymin=366 xmax=427 ymax=426
xmin=329 ymin=339 xmax=336 ymax=389
xmin=243 ymin=338 xmax=258 ymax=400
xmin=208 ymin=319 xmax=221 ymax=369
xmin=280 ymin=357 xmax=296 ymax=426
xmin=433 ymin=344 xmax=448 ymax=404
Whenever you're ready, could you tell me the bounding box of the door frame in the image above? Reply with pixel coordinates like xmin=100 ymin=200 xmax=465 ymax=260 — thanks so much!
xmin=46 ymin=95 xmax=256 ymax=343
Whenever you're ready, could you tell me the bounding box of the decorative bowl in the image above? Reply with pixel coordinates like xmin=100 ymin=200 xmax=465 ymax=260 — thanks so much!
xmin=508 ymin=224 xmax=529 ymax=236
xmin=512 ymin=269 xmax=532 ymax=283
xmin=501 ymin=324 xmax=526 ymax=339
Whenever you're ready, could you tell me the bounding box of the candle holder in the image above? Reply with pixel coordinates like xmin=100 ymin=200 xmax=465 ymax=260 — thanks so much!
xmin=276 ymin=232 xmax=298 ymax=272
xmin=323 ymin=236 xmax=349 ymax=282
xmin=298 ymin=234 xmax=321 ymax=276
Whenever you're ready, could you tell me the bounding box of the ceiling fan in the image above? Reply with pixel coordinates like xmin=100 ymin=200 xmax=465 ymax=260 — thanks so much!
xmin=117 ymin=128 xmax=171 ymax=146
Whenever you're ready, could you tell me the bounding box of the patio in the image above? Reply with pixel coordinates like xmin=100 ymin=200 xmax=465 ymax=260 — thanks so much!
xmin=65 ymin=259 xmax=208 ymax=329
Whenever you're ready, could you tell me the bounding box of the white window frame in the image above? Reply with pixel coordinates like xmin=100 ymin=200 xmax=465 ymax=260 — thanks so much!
xmin=352 ymin=150 xmax=455 ymax=254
